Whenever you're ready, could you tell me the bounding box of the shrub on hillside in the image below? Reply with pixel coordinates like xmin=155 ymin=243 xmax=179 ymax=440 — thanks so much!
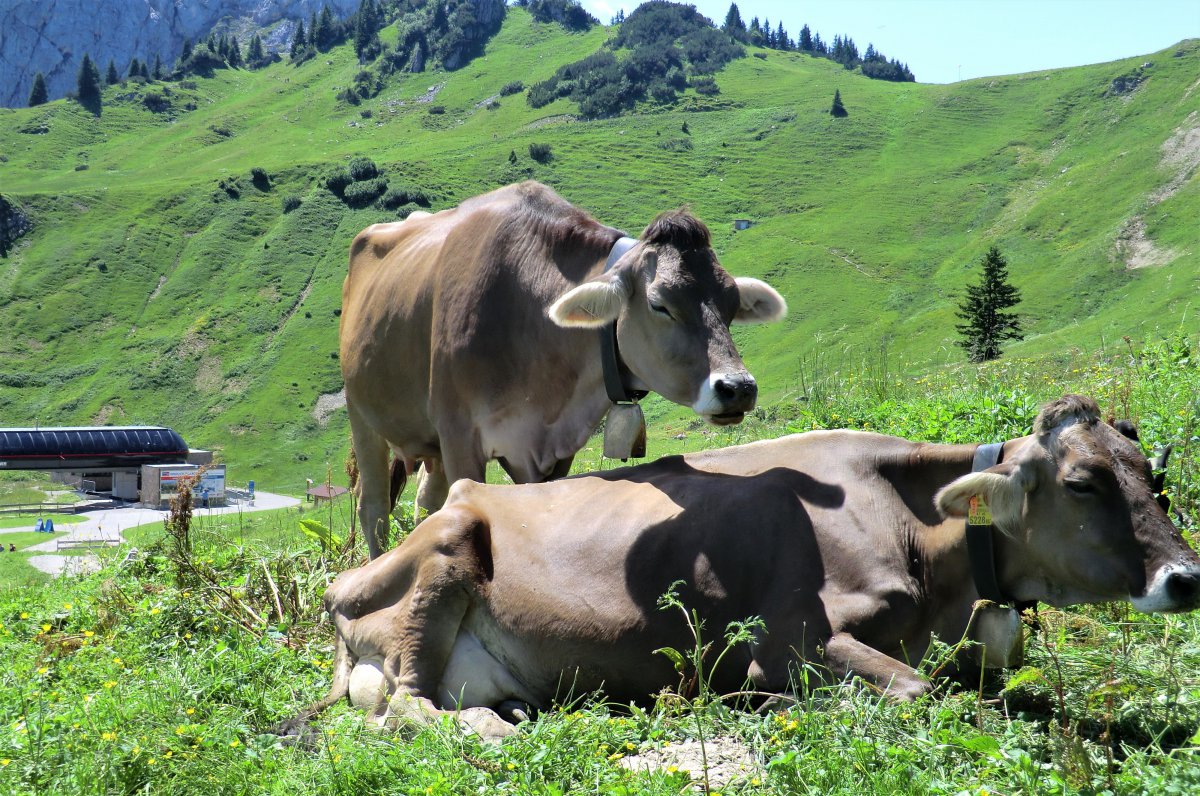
xmin=381 ymin=185 xmax=431 ymax=210
xmin=325 ymin=170 xmax=354 ymax=196
xmin=348 ymin=157 xmax=379 ymax=181
xmin=691 ymin=76 xmax=720 ymax=96
xmin=337 ymin=87 xmax=361 ymax=105
xmin=529 ymin=142 xmax=553 ymax=163
xmin=250 ymin=167 xmax=270 ymax=190
xmin=343 ymin=177 xmax=388 ymax=208
xmin=142 ymin=91 xmax=170 ymax=112
xmin=515 ymin=0 xmax=597 ymax=31
xmin=428 ymin=105 xmax=445 ymax=115
xmin=281 ymin=195 xmax=302 ymax=213
xmin=499 ymin=80 xmax=524 ymax=97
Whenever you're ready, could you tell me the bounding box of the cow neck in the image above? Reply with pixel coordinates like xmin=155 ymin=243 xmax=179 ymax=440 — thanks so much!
xmin=599 ymin=236 xmax=649 ymax=404
xmin=966 ymin=442 xmax=1037 ymax=614
xmin=967 ymin=442 xmax=1008 ymax=604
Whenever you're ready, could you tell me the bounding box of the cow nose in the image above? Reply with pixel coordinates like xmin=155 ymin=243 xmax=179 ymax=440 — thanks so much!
xmin=714 ymin=374 xmax=757 ymax=406
xmin=1166 ymin=568 xmax=1200 ymax=607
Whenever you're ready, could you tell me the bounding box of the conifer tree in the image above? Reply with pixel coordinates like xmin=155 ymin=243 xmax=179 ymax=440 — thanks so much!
xmin=247 ymin=34 xmax=265 ymax=66
xmin=76 ymin=53 xmax=103 ymax=112
xmin=776 ymin=22 xmax=789 ymax=50
xmin=798 ymin=24 xmax=812 ymax=51
xmin=28 ymin=72 xmax=49 ymax=106
xmin=955 ymin=246 xmax=1024 ymax=362
xmin=227 ymin=38 xmax=243 ymax=68
xmin=152 ymin=54 xmax=164 ymax=79
xmin=723 ymin=3 xmax=747 ymax=41
xmin=105 ymin=59 xmax=119 ymax=85
xmin=291 ymin=20 xmax=307 ymax=58
xmin=181 ymin=39 xmax=194 ymax=62
xmin=128 ymin=58 xmax=142 ymax=80
xmin=830 ymin=88 xmax=847 ymax=117
xmin=140 ymin=61 xmax=151 ymax=79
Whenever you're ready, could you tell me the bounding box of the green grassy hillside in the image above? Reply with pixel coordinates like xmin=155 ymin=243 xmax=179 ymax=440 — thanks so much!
xmin=0 ymin=9 xmax=1197 ymax=490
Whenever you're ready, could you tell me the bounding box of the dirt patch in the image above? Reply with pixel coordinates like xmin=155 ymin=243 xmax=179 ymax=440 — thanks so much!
xmin=193 ymin=355 xmax=223 ymax=393
xmin=618 ymin=736 xmax=763 ymax=791
xmin=314 ymin=389 xmax=347 ymax=427
xmin=414 ymin=82 xmax=446 ymax=103
xmin=148 ymin=274 xmax=167 ymax=301
xmin=1118 ymin=111 xmax=1197 ymax=269
xmin=1117 ymin=216 xmax=1178 ymax=269
xmin=522 ymin=114 xmax=576 ymax=130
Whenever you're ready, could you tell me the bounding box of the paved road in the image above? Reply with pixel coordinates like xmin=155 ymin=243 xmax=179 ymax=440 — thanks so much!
xmin=0 ymin=491 xmax=301 ymax=576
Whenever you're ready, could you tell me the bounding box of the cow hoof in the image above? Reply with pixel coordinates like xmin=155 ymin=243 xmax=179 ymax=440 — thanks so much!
xmin=457 ymin=707 xmax=518 ymax=741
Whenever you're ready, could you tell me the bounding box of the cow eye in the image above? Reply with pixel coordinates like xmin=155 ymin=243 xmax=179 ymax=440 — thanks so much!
xmin=1065 ymin=479 xmax=1094 ymax=495
xmin=650 ymin=302 xmax=673 ymax=320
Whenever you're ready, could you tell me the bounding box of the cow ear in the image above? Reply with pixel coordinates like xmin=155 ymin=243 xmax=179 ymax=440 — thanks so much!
xmin=548 ymin=275 xmax=629 ymax=328
xmin=732 ymin=278 xmax=787 ymax=325
xmin=935 ymin=462 xmax=1033 ymax=532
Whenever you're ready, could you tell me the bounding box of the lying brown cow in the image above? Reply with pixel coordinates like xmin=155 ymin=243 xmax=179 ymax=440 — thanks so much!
xmin=339 ymin=181 xmax=786 ymax=559
xmin=312 ymin=395 xmax=1199 ymax=732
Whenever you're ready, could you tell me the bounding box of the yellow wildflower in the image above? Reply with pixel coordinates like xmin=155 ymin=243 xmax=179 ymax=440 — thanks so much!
xmin=63 ymin=603 xmax=72 ymax=610
xmin=101 ymin=731 xmax=116 ymax=742
xmin=37 ymin=666 xmax=48 ymax=675
xmin=185 ymin=708 xmax=195 ymax=716
xmin=229 ymin=739 xmax=240 ymax=748
xmin=84 ymin=631 xmax=94 ymax=638
xmin=150 ymin=608 xmax=161 ymax=615
xmin=20 ymin=612 xmax=29 ymax=619
xmin=506 ymin=762 xmax=515 ymax=771
xmin=113 ymin=657 xmax=123 ymax=665
xmin=164 ymin=751 xmax=173 ymax=759
xmin=1 ymin=759 xmax=9 ymax=767
xmin=41 ymin=624 xmax=51 ymax=633
xmin=103 ymin=681 xmax=117 ymax=689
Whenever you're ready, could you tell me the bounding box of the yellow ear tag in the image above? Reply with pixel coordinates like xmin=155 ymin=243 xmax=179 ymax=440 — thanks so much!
xmin=968 ymin=495 xmax=993 ymax=526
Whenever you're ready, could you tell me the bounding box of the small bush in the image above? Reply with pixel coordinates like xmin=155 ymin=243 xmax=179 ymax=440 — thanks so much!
xmin=343 ymin=177 xmax=388 ymax=207
xmin=360 ymin=109 xmax=373 ymax=119
xmin=753 ymin=52 xmax=768 ymax=60
xmin=142 ymin=91 xmax=170 ymax=112
xmin=381 ymin=185 xmax=431 ymax=210
xmin=282 ymin=195 xmax=302 ymax=213
xmin=657 ymin=137 xmax=693 ymax=152
xmin=499 ymin=80 xmax=524 ymax=96
xmin=428 ymin=105 xmax=445 ymax=115
xmin=180 ymin=80 xmax=197 ymax=90
xmin=218 ymin=178 xmax=240 ymax=199
xmin=691 ymin=76 xmax=720 ymax=96
xmin=337 ymin=87 xmax=361 ymax=105
xmin=250 ymin=167 xmax=270 ymax=190
xmin=348 ymin=157 xmax=379 ymax=181
xmin=325 ymin=170 xmax=353 ymax=196
xmin=486 ymin=100 xmax=500 ymax=110
xmin=74 ymin=164 xmax=88 ymax=171
xmin=529 ymin=142 xmax=553 ymax=163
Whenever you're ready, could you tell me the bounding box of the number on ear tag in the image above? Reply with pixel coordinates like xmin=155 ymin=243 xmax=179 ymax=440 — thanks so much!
xmin=968 ymin=495 xmax=992 ymax=526
xmin=604 ymin=403 xmax=646 ymax=461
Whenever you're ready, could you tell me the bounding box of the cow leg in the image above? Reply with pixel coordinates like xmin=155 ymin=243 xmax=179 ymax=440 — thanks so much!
xmin=348 ymin=404 xmax=394 ymax=560
xmin=414 ymin=460 xmax=450 ymax=519
xmin=821 ymin=632 xmax=930 ymax=701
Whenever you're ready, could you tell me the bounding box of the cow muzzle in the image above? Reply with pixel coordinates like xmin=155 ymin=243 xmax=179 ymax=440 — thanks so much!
xmin=1131 ymin=563 xmax=1200 ymax=613
xmin=692 ymin=372 xmax=758 ymax=425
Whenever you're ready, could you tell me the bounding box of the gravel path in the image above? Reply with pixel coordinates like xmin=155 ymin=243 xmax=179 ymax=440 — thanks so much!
xmin=0 ymin=491 xmax=301 ymax=577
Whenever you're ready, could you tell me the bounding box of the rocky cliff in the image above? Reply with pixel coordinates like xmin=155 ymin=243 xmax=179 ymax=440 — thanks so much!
xmin=0 ymin=0 xmax=358 ymax=108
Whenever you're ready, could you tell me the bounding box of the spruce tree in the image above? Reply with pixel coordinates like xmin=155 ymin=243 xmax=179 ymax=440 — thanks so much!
xmin=105 ymin=59 xmax=119 ymax=85
xmin=291 ymin=20 xmax=307 ymax=58
xmin=28 ymin=72 xmax=49 ymax=106
xmin=76 ymin=53 xmax=103 ymax=113
xmin=247 ymin=34 xmax=265 ymax=66
xmin=798 ymin=24 xmax=813 ymax=52
xmin=128 ymin=58 xmax=142 ymax=80
xmin=955 ymin=245 xmax=1024 ymax=362
xmin=152 ymin=54 xmax=164 ymax=79
xmin=181 ymin=39 xmax=194 ymax=62
xmin=227 ymin=38 xmax=243 ymax=68
xmin=830 ymin=88 xmax=847 ymax=117
xmin=723 ymin=3 xmax=747 ymax=41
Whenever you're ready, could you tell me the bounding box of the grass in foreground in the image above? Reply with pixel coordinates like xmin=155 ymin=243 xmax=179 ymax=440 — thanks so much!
xmin=0 ymin=337 xmax=1199 ymax=794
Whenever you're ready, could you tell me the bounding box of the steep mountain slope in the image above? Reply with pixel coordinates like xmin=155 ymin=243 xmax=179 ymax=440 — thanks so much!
xmin=0 ymin=0 xmax=361 ymax=109
xmin=0 ymin=10 xmax=1196 ymax=490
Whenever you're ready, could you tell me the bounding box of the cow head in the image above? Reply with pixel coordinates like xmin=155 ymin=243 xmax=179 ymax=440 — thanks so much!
xmin=936 ymin=395 xmax=1200 ymax=612
xmin=548 ymin=211 xmax=786 ymax=425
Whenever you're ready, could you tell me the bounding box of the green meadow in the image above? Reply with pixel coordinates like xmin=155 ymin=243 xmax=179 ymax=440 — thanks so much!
xmin=0 ymin=10 xmax=1196 ymax=489
xmin=1 ymin=7 xmax=1200 ymax=793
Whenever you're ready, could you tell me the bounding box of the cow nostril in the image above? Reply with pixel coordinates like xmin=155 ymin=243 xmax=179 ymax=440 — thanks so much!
xmin=1166 ymin=569 xmax=1200 ymax=605
xmin=714 ymin=378 xmax=737 ymax=400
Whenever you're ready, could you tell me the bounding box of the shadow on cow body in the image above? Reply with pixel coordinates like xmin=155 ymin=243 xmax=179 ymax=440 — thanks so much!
xmin=306 ymin=395 xmax=1200 ymax=736
xmin=339 ymin=181 xmax=786 ymax=559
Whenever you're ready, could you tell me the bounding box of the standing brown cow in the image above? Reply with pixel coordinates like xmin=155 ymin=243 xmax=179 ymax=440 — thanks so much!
xmin=340 ymin=181 xmax=786 ymax=559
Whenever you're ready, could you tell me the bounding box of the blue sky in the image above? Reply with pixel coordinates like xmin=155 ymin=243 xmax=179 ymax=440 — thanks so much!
xmin=578 ymin=0 xmax=1200 ymax=84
